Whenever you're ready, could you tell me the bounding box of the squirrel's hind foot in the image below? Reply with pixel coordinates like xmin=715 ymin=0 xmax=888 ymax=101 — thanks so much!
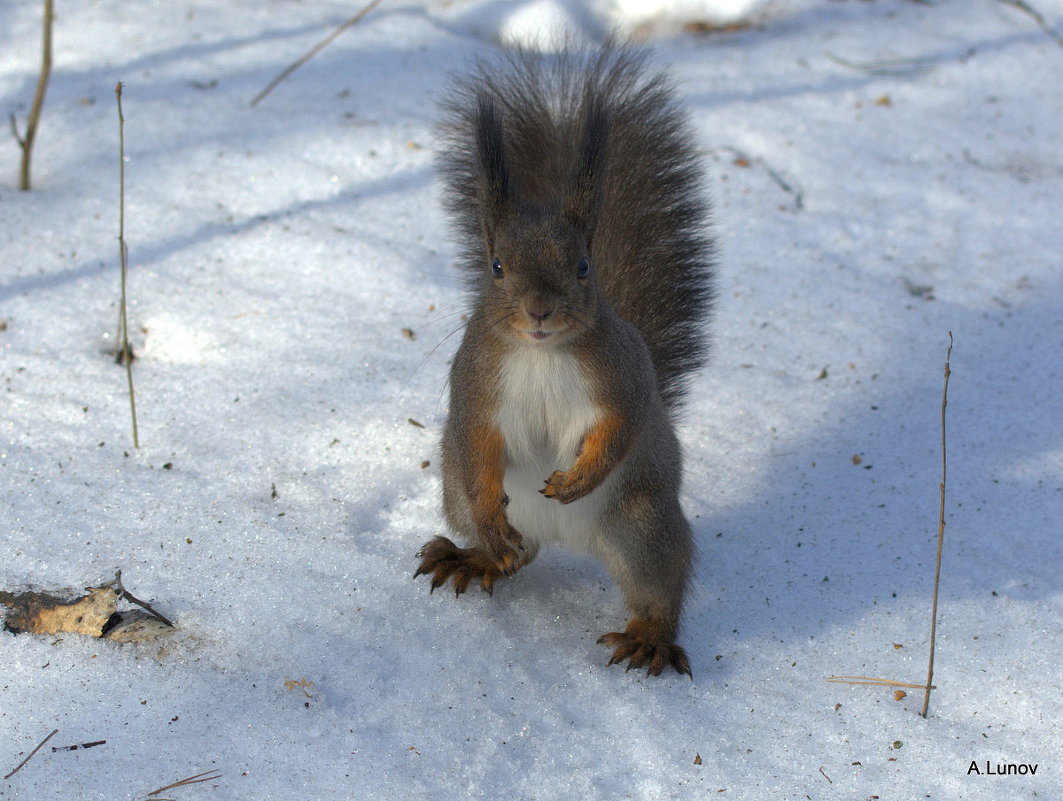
xmin=414 ymin=536 xmax=520 ymax=596
xmin=597 ymin=617 xmax=692 ymax=678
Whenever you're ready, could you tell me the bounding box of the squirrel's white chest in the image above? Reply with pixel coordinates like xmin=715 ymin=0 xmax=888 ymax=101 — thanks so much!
xmin=494 ymin=347 xmax=607 ymax=549
xmin=495 ymin=347 xmax=600 ymax=464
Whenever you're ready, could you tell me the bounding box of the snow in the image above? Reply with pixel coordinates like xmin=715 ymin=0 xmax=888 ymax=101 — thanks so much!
xmin=2 ymin=0 xmax=1062 ymax=798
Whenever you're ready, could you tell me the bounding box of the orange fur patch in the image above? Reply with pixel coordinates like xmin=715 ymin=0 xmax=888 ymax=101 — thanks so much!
xmin=541 ymin=411 xmax=629 ymax=503
xmin=470 ymin=425 xmax=507 ymax=527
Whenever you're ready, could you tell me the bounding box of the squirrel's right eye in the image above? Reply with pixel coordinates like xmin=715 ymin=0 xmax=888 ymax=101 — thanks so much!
xmin=491 ymin=258 xmax=504 ymax=279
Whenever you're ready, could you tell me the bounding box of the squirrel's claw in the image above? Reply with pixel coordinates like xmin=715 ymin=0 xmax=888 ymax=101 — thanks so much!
xmin=540 ymin=470 xmax=590 ymax=504
xmin=414 ymin=536 xmax=517 ymax=596
xmin=597 ymin=619 xmax=692 ymax=678
xmin=490 ymin=545 xmax=522 ymax=578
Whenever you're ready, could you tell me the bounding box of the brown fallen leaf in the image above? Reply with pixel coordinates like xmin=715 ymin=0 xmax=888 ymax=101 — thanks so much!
xmin=2 ymin=573 xmax=174 ymax=642
xmin=1 ymin=586 xmax=119 ymax=636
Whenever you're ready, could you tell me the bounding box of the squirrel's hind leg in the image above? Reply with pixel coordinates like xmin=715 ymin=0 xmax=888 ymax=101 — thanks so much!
xmin=414 ymin=536 xmax=538 ymax=596
xmin=595 ymin=495 xmax=693 ymax=677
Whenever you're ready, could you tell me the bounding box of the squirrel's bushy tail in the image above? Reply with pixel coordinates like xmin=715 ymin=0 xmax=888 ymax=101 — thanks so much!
xmin=439 ymin=46 xmax=715 ymax=409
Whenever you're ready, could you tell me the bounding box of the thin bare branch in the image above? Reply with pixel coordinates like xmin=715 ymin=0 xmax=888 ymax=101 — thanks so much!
xmin=824 ymin=51 xmax=935 ymax=76
xmin=16 ymin=0 xmax=54 ymax=189
xmin=250 ymin=0 xmax=386 ymax=106
xmin=52 ymin=739 xmax=106 ymax=752
xmin=9 ymin=112 xmax=25 ymax=147
xmin=922 ymin=332 xmax=952 ymax=717
xmin=999 ymin=0 xmax=1063 ymax=48
xmin=116 ymin=82 xmax=140 ymax=448
xmin=147 ymin=770 xmax=223 ymax=797
xmin=826 ymin=676 xmax=936 ymax=690
xmin=4 ymin=728 xmax=58 ymax=780
xmin=109 ymin=570 xmax=174 ymax=628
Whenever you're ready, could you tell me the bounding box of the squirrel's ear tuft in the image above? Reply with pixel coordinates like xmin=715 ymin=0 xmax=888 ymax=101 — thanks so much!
xmin=564 ymin=96 xmax=609 ymax=246
xmin=474 ymin=93 xmax=512 ymax=252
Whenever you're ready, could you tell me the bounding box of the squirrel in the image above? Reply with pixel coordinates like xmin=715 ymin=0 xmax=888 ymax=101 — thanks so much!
xmin=414 ymin=46 xmax=715 ymax=677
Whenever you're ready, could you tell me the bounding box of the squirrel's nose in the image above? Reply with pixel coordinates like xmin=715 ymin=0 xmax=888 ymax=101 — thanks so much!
xmin=523 ymin=294 xmax=556 ymax=323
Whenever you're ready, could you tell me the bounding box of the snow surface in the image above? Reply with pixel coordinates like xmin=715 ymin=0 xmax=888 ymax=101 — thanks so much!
xmin=2 ymin=0 xmax=1062 ymax=799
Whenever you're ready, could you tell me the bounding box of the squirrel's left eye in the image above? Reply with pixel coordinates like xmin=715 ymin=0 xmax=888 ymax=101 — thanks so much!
xmin=491 ymin=258 xmax=504 ymax=279
xmin=577 ymin=257 xmax=590 ymax=279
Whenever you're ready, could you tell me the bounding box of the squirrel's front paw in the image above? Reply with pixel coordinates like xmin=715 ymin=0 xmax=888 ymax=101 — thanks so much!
xmin=540 ymin=470 xmax=591 ymax=504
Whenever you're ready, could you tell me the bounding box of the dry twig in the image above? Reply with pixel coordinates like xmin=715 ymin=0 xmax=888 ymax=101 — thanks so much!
xmin=4 ymin=728 xmax=58 ymax=780
xmin=719 ymin=145 xmax=804 ymax=210
xmin=824 ymin=51 xmax=935 ymax=76
xmin=826 ymin=675 xmax=935 ymax=690
xmin=825 ymin=335 xmax=951 ymax=714
xmin=11 ymin=0 xmax=54 ymax=189
xmin=922 ymin=332 xmax=952 ymax=717
xmin=116 ymin=82 xmax=140 ymax=448
xmin=250 ymin=0 xmax=386 ymax=106
xmin=52 ymin=739 xmax=106 ymax=752
xmin=999 ymin=0 xmax=1063 ymax=47
xmin=147 ymin=770 xmax=223 ymax=797
xmin=109 ymin=569 xmax=174 ymax=627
